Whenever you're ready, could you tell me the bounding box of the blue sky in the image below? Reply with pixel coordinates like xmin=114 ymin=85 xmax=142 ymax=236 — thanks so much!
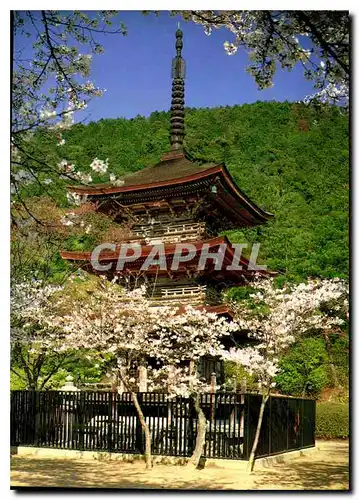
xmin=15 ymin=11 xmax=316 ymax=122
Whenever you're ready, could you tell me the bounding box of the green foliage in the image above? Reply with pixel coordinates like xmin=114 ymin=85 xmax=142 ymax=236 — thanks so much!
xmin=225 ymin=286 xmax=255 ymax=302
xmin=329 ymin=336 xmax=349 ymax=388
xmin=48 ymin=356 xmax=108 ymax=389
xmin=11 ymin=193 xmax=121 ymax=285
xmin=10 ymin=370 xmax=27 ymax=390
xmin=224 ymin=360 xmax=257 ymax=391
xmin=10 ymin=348 xmax=109 ymax=390
xmin=316 ymin=402 xmax=349 ymax=439
xmin=32 ymin=101 xmax=348 ymax=281
xmin=276 ymin=338 xmax=330 ymax=397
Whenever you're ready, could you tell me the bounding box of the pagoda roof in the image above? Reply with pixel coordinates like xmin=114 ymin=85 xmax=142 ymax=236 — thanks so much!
xmin=67 ymin=154 xmax=217 ymax=195
xmin=68 ymin=152 xmax=274 ymax=227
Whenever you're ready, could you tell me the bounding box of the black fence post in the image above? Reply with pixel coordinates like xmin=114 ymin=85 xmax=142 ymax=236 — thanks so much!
xmin=33 ymin=391 xmax=40 ymax=447
xmin=313 ymin=399 xmax=316 ymax=445
xmin=300 ymin=398 xmax=304 ymax=448
xmin=78 ymin=392 xmax=85 ymax=451
xmin=10 ymin=392 xmax=17 ymax=446
xmin=286 ymin=398 xmax=289 ymax=452
xmin=243 ymin=394 xmax=249 ymax=460
xmin=22 ymin=392 xmax=28 ymax=445
xmin=268 ymin=396 xmax=272 ymax=456
xmin=107 ymin=392 xmax=113 ymax=452
xmin=135 ymin=393 xmax=144 ymax=453
xmin=188 ymin=396 xmax=196 ymax=456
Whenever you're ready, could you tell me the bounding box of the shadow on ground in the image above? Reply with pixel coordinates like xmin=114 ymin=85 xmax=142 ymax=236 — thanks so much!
xmin=10 ymin=457 xmax=253 ymax=490
xmin=253 ymin=441 xmax=349 ymax=490
xmin=254 ymin=461 xmax=349 ymax=490
xmin=10 ymin=440 xmax=349 ymax=491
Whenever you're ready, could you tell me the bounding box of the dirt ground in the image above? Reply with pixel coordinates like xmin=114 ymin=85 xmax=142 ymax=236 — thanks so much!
xmin=10 ymin=440 xmax=349 ymax=491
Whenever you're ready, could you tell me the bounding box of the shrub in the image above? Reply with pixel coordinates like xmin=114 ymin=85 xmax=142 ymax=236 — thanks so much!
xmin=316 ymin=402 xmax=349 ymax=439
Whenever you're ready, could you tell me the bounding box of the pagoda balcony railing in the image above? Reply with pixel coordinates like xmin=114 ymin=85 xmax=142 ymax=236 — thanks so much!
xmin=133 ymin=222 xmax=208 ymax=244
xmin=149 ymin=285 xmax=207 ymax=304
xmin=145 ymin=233 xmax=204 ymax=244
xmin=134 ymin=222 xmax=205 ymax=235
xmin=163 ymin=223 xmax=205 ymax=235
xmin=161 ymin=285 xmax=207 ymax=298
xmin=147 ymin=285 xmax=222 ymax=306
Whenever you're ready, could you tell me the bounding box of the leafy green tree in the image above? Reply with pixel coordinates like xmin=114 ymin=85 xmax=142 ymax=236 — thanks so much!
xmin=10 ymin=349 xmax=108 ymax=390
xmin=275 ymin=337 xmax=329 ymax=397
xmin=329 ymin=335 xmax=349 ymax=388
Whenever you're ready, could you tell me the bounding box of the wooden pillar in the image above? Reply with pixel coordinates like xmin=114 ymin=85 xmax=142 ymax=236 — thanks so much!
xmin=189 ymin=360 xmax=195 ymax=391
xmin=138 ymin=366 xmax=147 ymax=392
xmin=167 ymin=365 xmax=175 ymax=393
xmin=210 ymin=372 xmax=216 ymax=426
xmin=117 ymin=367 xmax=127 ymax=394
xmin=210 ymin=372 xmax=217 ymax=393
xmin=232 ymin=376 xmax=237 ymax=393
xmin=241 ymin=378 xmax=247 ymax=395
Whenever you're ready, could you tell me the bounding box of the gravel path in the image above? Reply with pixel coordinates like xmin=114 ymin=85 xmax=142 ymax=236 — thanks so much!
xmin=10 ymin=440 xmax=349 ymax=491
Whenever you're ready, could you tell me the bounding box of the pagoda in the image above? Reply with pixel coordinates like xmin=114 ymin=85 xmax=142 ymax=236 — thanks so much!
xmin=61 ymin=28 xmax=275 ymax=381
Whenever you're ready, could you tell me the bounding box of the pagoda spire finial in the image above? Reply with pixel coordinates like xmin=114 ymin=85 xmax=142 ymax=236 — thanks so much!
xmin=170 ymin=26 xmax=186 ymax=152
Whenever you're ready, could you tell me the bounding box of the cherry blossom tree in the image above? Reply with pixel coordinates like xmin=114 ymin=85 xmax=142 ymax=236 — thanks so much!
xmin=10 ymin=275 xmax=113 ymax=389
xmin=10 ymin=194 xmax=130 ymax=291
xmin=28 ymin=274 xmax=237 ymax=469
xmin=145 ymin=308 xmax=239 ymax=468
xmin=221 ymin=276 xmax=348 ymax=471
xmin=12 ymin=271 xmax=347 ymax=469
xmin=10 ymin=280 xmax=76 ymax=389
xmin=172 ymin=10 xmax=349 ymax=106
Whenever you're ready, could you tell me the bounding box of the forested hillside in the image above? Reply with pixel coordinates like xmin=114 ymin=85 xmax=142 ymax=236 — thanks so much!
xmin=39 ymin=100 xmax=348 ymax=281
xmin=12 ymin=101 xmax=349 ymax=395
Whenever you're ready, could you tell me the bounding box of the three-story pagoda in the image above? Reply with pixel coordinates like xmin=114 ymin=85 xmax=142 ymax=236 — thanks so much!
xmin=61 ymin=28 xmax=274 ymax=323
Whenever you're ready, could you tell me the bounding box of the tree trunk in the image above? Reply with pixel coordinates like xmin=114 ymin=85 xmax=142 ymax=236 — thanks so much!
xmin=131 ymin=392 xmax=152 ymax=470
xmin=247 ymin=392 xmax=270 ymax=473
xmin=117 ymin=365 xmax=152 ymax=469
xmin=187 ymin=394 xmax=207 ymax=469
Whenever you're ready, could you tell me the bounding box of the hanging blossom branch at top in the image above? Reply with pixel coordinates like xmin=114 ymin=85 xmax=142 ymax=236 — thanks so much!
xmin=12 ymin=11 xmax=126 ymax=135
xmin=11 ymin=10 xmax=126 ymax=214
xmin=172 ymin=10 xmax=349 ymax=107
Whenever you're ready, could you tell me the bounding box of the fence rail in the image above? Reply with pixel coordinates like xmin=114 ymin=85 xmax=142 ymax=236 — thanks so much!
xmin=10 ymin=391 xmax=315 ymax=460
